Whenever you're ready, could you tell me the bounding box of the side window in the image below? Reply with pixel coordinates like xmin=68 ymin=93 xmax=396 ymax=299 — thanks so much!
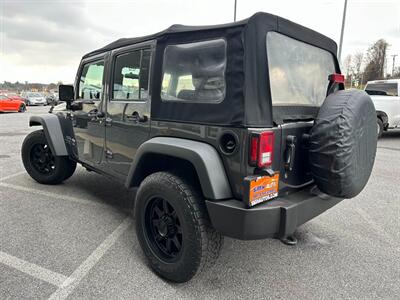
xmin=365 ymin=83 xmax=398 ymax=96
xmin=78 ymin=60 xmax=104 ymax=100
xmin=161 ymin=39 xmax=227 ymax=103
xmin=112 ymin=49 xmax=151 ymax=101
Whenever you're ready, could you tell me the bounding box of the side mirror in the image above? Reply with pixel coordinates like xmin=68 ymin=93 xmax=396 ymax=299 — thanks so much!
xmin=59 ymin=85 xmax=74 ymax=103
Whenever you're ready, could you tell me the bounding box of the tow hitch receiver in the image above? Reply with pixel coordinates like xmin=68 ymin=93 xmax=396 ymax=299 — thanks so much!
xmin=280 ymin=235 xmax=298 ymax=246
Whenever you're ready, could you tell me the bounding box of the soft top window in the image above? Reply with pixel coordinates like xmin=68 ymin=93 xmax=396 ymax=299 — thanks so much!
xmin=267 ymin=32 xmax=336 ymax=107
xmin=161 ymin=39 xmax=227 ymax=103
xmin=112 ymin=49 xmax=151 ymax=101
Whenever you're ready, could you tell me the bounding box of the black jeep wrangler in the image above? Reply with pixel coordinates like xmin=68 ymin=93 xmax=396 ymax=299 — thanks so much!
xmin=21 ymin=12 xmax=377 ymax=282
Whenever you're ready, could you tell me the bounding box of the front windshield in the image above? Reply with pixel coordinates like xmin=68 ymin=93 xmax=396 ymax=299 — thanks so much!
xmin=27 ymin=92 xmax=42 ymax=97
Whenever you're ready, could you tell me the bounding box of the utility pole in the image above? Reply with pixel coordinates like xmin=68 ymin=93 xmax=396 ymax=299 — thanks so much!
xmin=338 ymin=0 xmax=348 ymax=62
xmin=234 ymin=0 xmax=237 ymax=22
xmin=392 ymin=54 xmax=398 ymax=77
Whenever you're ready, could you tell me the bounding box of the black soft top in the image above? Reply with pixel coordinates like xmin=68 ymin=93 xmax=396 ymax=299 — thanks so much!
xmin=83 ymin=19 xmax=248 ymax=59
xmin=83 ymin=12 xmax=339 ymax=127
xmin=84 ymin=12 xmax=337 ymax=59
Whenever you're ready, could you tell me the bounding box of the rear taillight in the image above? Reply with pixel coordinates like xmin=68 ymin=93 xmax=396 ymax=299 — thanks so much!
xmin=328 ymin=73 xmax=345 ymax=84
xmin=249 ymin=131 xmax=274 ymax=168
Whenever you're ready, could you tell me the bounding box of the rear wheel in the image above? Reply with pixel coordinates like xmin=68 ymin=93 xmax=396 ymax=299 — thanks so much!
xmin=22 ymin=130 xmax=76 ymax=184
xmin=135 ymin=172 xmax=223 ymax=283
xmin=377 ymin=118 xmax=384 ymax=138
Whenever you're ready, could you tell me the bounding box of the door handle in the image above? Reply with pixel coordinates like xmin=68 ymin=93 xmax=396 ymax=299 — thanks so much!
xmin=127 ymin=111 xmax=148 ymax=123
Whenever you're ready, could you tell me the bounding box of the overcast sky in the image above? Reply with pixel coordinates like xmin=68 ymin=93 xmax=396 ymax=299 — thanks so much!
xmin=0 ymin=0 xmax=399 ymax=83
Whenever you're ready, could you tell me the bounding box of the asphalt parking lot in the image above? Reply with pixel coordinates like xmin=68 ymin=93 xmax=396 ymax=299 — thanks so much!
xmin=0 ymin=106 xmax=399 ymax=299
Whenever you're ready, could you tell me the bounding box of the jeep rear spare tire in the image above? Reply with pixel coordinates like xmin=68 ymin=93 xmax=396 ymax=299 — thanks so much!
xmin=309 ymin=89 xmax=377 ymax=198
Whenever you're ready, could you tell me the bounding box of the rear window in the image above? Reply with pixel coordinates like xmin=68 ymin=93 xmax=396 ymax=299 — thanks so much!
xmin=365 ymin=83 xmax=398 ymax=96
xmin=267 ymin=32 xmax=336 ymax=106
xmin=161 ymin=39 xmax=227 ymax=103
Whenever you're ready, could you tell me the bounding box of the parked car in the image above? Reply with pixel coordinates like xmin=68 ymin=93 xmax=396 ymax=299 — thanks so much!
xmin=5 ymin=93 xmax=25 ymax=102
xmin=0 ymin=94 xmax=26 ymax=112
xmin=365 ymin=79 xmax=400 ymax=138
xmin=21 ymin=12 xmax=377 ymax=282
xmin=21 ymin=92 xmax=47 ymax=106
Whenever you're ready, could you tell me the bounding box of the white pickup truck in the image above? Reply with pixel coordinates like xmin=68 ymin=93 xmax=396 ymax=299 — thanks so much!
xmin=365 ymin=79 xmax=400 ymax=138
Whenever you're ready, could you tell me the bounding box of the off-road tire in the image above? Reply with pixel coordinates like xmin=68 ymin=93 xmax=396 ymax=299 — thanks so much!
xmin=377 ymin=118 xmax=383 ymax=139
xmin=62 ymin=159 xmax=77 ymax=181
xmin=18 ymin=104 xmax=26 ymax=112
xmin=22 ymin=130 xmax=76 ymax=184
xmin=135 ymin=171 xmax=223 ymax=283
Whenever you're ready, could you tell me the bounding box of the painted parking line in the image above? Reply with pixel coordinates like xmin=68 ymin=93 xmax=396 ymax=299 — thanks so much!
xmin=48 ymin=217 xmax=132 ymax=300
xmin=0 ymin=182 xmax=111 ymax=209
xmin=0 ymin=170 xmax=26 ymax=182
xmin=0 ymin=251 xmax=68 ymax=287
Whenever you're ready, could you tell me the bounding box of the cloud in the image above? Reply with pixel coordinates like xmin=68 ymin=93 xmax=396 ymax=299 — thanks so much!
xmin=1 ymin=0 xmax=399 ymax=82
xmin=1 ymin=0 xmax=117 ymax=67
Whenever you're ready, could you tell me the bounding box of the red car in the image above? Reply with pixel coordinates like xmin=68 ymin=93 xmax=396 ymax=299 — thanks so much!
xmin=0 ymin=94 xmax=26 ymax=112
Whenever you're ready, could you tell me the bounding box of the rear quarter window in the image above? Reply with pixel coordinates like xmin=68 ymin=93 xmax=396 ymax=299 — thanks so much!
xmin=161 ymin=39 xmax=227 ymax=103
xmin=267 ymin=32 xmax=336 ymax=107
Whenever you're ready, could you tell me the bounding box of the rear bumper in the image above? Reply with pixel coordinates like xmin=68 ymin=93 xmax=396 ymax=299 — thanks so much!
xmin=206 ymin=186 xmax=343 ymax=240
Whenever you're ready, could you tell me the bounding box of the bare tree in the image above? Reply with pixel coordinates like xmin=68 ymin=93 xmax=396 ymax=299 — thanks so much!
xmin=342 ymin=54 xmax=353 ymax=85
xmin=363 ymin=39 xmax=389 ymax=82
xmin=342 ymin=54 xmax=352 ymax=76
xmin=351 ymin=51 xmax=364 ymax=86
xmin=393 ymin=67 xmax=400 ymax=78
xmin=353 ymin=52 xmax=363 ymax=76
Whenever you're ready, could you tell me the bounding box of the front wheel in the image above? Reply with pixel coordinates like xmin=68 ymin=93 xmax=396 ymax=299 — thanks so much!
xmin=135 ymin=172 xmax=223 ymax=283
xmin=18 ymin=104 xmax=26 ymax=112
xmin=22 ymin=130 xmax=76 ymax=184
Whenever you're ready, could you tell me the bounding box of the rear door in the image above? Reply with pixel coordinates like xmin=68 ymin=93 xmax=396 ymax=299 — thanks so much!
xmin=104 ymin=42 xmax=153 ymax=178
xmin=266 ymin=32 xmax=337 ymax=189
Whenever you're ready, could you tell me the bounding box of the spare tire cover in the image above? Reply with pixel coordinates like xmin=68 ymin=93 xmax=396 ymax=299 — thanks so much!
xmin=309 ymin=89 xmax=377 ymax=198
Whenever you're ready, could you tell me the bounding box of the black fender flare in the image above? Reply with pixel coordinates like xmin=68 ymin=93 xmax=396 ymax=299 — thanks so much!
xmin=125 ymin=137 xmax=233 ymax=200
xmin=29 ymin=114 xmax=68 ymax=156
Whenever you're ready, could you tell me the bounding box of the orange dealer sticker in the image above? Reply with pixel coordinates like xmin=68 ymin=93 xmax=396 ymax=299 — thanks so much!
xmin=244 ymin=173 xmax=279 ymax=207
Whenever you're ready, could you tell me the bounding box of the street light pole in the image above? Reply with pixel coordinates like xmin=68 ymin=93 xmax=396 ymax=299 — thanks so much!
xmin=234 ymin=0 xmax=237 ymax=22
xmin=338 ymin=0 xmax=348 ymax=62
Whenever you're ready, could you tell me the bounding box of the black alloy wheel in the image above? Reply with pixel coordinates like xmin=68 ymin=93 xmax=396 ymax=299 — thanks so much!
xmin=22 ymin=130 xmax=77 ymax=184
xmin=145 ymin=197 xmax=183 ymax=262
xmin=135 ymin=172 xmax=223 ymax=283
xmin=30 ymin=143 xmax=56 ymax=175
